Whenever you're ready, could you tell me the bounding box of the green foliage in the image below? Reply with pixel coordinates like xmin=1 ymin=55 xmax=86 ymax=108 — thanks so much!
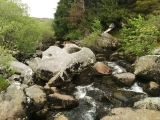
xmin=34 ymin=18 xmax=55 ymax=50
xmin=91 ymin=19 xmax=102 ymax=32
xmin=82 ymin=18 xmax=102 ymax=47
xmin=65 ymin=29 xmax=82 ymax=40
xmin=82 ymin=31 xmax=101 ymax=48
xmin=0 ymin=76 xmax=9 ymax=92
xmin=134 ymin=0 xmax=160 ymax=14
xmin=54 ymin=0 xmax=132 ymax=40
xmin=53 ymin=0 xmax=71 ymax=40
xmin=0 ymin=47 xmax=15 ymax=78
xmin=53 ymin=0 xmax=84 ymax=40
xmin=0 ymin=0 xmax=42 ymax=54
xmin=121 ymin=15 xmax=159 ymax=56
xmin=54 ymin=0 xmax=160 ymax=43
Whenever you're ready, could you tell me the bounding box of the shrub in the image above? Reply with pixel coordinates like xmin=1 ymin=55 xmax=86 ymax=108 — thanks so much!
xmin=64 ymin=29 xmax=82 ymax=40
xmin=121 ymin=15 xmax=159 ymax=56
xmin=0 ymin=47 xmax=15 ymax=78
xmin=82 ymin=31 xmax=101 ymax=47
xmin=82 ymin=19 xmax=103 ymax=50
xmin=91 ymin=19 xmax=102 ymax=32
xmin=0 ymin=0 xmax=42 ymax=54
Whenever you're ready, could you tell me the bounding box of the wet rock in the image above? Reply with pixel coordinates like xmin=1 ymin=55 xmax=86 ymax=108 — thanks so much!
xmin=93 ymin=62 xmax=111 ymax=75
xmin=30 ymin=108 xmax=48 ymax=120
xmin=0 ymin=82 xmax=32 ymax=120
xmin=113 ymin=72 xmax=136 ymax=86
xmin=48 ymin=93 xmax=78 ymax=109
xmin=35 ymin=44 xmax=95 ymax=86
xmin=59 ymin=83 xmax=76 ymax=94
xmin=115 ymin=60 xmax=135 ymax=73
xmin=110 ymin=51 xmax=137 ymax=63
xmin=102 ymin=76 xmax=120 ymax=90
xmin=51 ymin=87 xmax=60 ymax=94
xmin=105 ymin=61 xmax=126 ymax=74
xmin=74 ymin=67 xmax=96 ymax=85
xmin=86 ymin=89 xmax=105 ymax=101
xmin=54 ymin=113 xmax=68 ymax=120
xmin=10 ymin=61 xmax=34 ymax=85
xmin=101 ymin=107 xmax=160 ymax=120
xmin=25 ymin=85 xmax=47 ymax=110
xmin=112 ymin=90 xmax=147 ymax=106
xmin=134 ymin=97 xmax=160 ymax=110
xmin=96 ymin=54 xmax=106 ymax=61
xmin=134 ymin=55 xmax=160 ymax=83
xmin=143 ymin=81 xmax=160 ymax=96
xmin=44 ymin=84 xmax=60 ymax=95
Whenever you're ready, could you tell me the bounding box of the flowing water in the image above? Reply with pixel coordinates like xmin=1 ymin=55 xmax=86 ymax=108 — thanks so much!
xmin=120 ymin=82 xmax=146 ymax=94
xmin=48 ymin=61 xmax=145 ymax=120
xmin=72 ymin=84 xmax=108 ymax=120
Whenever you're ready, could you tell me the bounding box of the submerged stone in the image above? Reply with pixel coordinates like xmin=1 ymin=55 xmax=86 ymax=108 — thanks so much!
xmin=112 ymin=90 xmax=147 ymax=106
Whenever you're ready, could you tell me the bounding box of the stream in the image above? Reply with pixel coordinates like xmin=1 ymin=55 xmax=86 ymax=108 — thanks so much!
xmin=47 ymin=61 xmax=146 ymax=120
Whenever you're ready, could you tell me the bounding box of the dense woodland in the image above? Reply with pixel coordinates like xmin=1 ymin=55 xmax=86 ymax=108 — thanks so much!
xmin=54 ymin=0 xmax=160 ymax=39
xmin=54 ymin=0 xmax=160 ymax=55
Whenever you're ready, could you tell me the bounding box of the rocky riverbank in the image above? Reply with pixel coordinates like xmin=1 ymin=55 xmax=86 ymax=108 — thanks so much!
xmin=0 ymin=33 xmax=160 ymax=120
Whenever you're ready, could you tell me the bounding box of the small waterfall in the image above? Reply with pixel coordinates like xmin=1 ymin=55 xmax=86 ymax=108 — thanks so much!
xmin=73 ymin=84 xmax=102 ymax=120
xmin=120 ymin=82 xmax=146 ymax=94
xmin=104 ymin=61 xmax=126 ymax=74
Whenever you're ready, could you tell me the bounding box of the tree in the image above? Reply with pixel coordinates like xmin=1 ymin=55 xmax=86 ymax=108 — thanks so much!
xmin=0 ymin=0 xmax=42 ymax=54
xmin=134 ymin=0 xmax=160 ymax=14
xmin=53 ymin=0 xmax=71 ymax=40
xmin=53 ymin=0 xmax=160 ymax=42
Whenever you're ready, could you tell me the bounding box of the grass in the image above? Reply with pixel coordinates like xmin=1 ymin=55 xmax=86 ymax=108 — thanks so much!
xmin=0 ymin=76 xmax=9 ymax=92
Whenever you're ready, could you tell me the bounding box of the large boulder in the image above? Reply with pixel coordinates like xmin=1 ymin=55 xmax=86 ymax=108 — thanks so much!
xmin=113 ymin=72 xmax=136 ymax=86
xmin=35 ymin=44 xmax=96 ymax=86
xmin=100 ymin=33 xmax=118 ymax=49
xmin=74 ymin=67 xmax=96 ymax=85
xmin=143 ymin=81 xmax=160 ymax=96
xmin=82 ymin=33 xmax=119 ymax=59
xmin=25 ymin=85 xmax=47 ymax=110
xmin=112 ymin=90 xmax=147 ymax=106
xmin=134 ymin=97 xmax=160 ymax=110
xmin=101 ymin=107 xmax=160 ymax=120
xmin=10 ymin=61 xmax=34 ymax=85
xmin=48 ymin=93 xmax=79 ymax=109
xmin=134 ymin=55 xmax=160 ymax=83
xmin=0 ymin=82 xmax=32 ymax=120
